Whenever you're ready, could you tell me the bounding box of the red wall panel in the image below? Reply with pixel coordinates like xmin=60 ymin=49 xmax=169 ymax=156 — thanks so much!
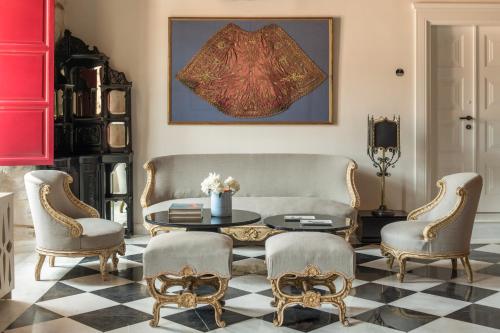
xmin=0 ymin=53 xmax=45 ymax=100
xmin=0 ymin=109 xmax=45 ymax=156
xmin=0 ymin=0 xmax=45 ymax=45
xmin=0 ymin=0 xmax=53 ymax=165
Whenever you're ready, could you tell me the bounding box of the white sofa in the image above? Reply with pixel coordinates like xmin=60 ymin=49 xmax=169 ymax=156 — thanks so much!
xmin=141 ymin=154 xmax=360 ymax=241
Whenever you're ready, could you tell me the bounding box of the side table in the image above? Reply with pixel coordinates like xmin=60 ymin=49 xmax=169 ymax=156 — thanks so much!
xmin=357 ymin=210 xmax=407 ymax=244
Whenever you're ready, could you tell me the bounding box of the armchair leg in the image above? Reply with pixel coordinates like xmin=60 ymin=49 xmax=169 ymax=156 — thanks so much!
xmin=35 ymin=253 xmax=46 ymax=281
xmin=396 ymin=258 xmax=407 ymax=282
xmin=460 ymin=256 xmax=473 ymax=283
xmin=49 ymin=256 xmax=55 ymax=267
xmin=451 ymin=258 xmax=457 ymax=271
xmin=99 ymin=253 xmax=111 ymax=281
xmin=387 ymin=256 xmax=395 ymax=269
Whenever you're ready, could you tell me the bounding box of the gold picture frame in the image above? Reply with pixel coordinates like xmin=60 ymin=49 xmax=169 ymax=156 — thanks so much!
xmin=168 ymin=17 xmax=334 ymax=125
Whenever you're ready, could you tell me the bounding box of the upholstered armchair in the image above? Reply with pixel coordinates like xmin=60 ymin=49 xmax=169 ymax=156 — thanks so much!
xmin=381 ymin=173 xmax=482 ymax=283
xmin=25 ymin=170 xmax=125 ymax=281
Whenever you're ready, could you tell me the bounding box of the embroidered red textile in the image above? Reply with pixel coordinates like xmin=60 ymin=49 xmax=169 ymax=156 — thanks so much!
xmin=176 ymin=23 xmax=326 ymax=118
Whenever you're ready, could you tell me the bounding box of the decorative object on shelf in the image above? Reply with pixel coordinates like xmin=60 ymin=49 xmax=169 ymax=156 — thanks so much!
xmin=367 ymin=115 xmax=401 ymax=217
xmin=40 ymin=30 xmax=134 ymax=236
xmin=169 ymin=17 xmax=334 ymax=124
xmin=201 ymin=173 xmax=240 ymax=217
xmin=0 ymin=193 xmax=14 ymax=299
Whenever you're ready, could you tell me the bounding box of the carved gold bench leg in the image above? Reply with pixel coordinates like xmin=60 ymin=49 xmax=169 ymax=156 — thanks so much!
xmin=99 ymin=253 xmax=110 ymax=281
xmin=48 ymin=256 xmax=55 ymax=267
xmin=112 ymin=253 xmax=119 ymax=270
xmin=146 ymin=275 xmax=229 ymax=328
xmin=269 ymin=267 xmax=352 ymax=327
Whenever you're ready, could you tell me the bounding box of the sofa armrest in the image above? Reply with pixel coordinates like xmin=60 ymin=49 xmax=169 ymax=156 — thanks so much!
xmin=141 ymin=160 xmax=156 ymax=208
xmin=347 ymin=161 xmax=360 ymax=208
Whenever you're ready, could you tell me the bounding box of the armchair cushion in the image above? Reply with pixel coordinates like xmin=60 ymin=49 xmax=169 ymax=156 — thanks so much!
xmin=78 ymin=218 xmax=124 ymax=250
xmin=381 ymin=220 xmax=472 ymax=254
xmin=381 ymin=221 xmax=430 ymax=253
xmin=143 ymin=197 xmax=356 ymax=221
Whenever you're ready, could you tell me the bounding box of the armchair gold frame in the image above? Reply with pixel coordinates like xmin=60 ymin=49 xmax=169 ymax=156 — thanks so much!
xmin=269 ymin=265 xmax=352 ymax=327
xmin=380 ymin=180 xmax=472 ymax=283
xmin=145 ymin=265 xmax=228 ymax=328
xmin=141 ymin=160 xmax=360 ymax=242
xmin=35 ymin=175 xmax=126 ymax=281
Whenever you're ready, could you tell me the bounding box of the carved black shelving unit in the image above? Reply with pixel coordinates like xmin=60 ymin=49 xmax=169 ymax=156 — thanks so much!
xmin=42 ymin=30 xmax=134 ymax=236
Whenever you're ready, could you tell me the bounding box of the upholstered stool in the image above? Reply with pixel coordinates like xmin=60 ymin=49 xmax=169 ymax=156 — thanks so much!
xmin=143 ymin=231 xmax=233 ymax=328
xmin=266 ymin=232 xmax=355 ymax=326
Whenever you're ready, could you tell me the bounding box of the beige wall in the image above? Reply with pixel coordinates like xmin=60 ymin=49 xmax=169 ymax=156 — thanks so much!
xmin=64 ymin=0 xmax=416 ymax=232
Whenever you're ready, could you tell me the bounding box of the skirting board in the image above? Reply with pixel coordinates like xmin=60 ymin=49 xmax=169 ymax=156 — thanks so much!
xmin=472 ymin=213 xmax=500 ymax=244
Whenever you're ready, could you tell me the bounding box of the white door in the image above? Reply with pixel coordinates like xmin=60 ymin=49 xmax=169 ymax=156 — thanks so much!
xmin=431 ymin=25 xmax=500 ymax=213
xmin=478 ymin=26 xmax=500 ymax=212
xmin=430 ymin=25 xmax=476 ymax=191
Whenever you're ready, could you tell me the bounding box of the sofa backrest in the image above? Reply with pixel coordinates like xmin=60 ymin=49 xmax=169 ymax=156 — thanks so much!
xmin=143 ymin=154 xmax=357 ymax=207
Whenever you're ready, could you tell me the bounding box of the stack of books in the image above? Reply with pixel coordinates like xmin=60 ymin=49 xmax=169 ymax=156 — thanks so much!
xmin=169 ymin=203 xmax=203 ymax=221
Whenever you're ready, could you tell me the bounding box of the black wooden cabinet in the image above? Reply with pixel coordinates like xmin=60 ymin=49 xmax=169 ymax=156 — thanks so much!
xmin=40 ymin=30 xmax=134 ymax=236
xmin=357 ymin=210 xmax=407 ymax=244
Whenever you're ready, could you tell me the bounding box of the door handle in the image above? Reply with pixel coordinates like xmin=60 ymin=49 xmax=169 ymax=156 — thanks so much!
xmin=459 ymin=116 xmax=473 ymax=121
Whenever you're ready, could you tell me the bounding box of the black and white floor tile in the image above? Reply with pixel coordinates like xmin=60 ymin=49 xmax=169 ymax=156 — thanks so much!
xmin=5 ymin=241 xmax=500 ymax=332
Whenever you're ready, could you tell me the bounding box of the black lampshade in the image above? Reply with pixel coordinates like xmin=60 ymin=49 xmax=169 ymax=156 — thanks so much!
xmin=368 ymin=115 xmax=400 ymax=150
xmin=374 ymin=120 xmax=398 ymax=148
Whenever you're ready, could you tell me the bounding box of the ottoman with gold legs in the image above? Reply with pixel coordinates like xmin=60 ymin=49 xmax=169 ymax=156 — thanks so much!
xmin=143 ymin=232 xmax=233 ymax=328
xmin=265 ymin=232 xmax=355 ymax=327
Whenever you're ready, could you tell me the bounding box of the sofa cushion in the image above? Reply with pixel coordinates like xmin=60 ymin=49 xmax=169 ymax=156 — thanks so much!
xmin=143 ymin=231 xmax=233 ymax=278
xmin=77 ymin=218 xmax=124 ymax=250
xmin=143 ymin=197 xmax=356 ymax=222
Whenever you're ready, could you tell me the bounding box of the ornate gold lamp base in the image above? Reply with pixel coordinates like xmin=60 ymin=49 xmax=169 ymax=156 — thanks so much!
xmin=146 ymin=268 xmax=229 ymax=328
xmin=269 ymin=265 xmax=352 ymax=327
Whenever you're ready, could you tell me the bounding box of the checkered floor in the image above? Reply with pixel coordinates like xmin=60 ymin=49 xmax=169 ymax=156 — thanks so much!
xmin=5 ymin=242 xmax=500 ymax=332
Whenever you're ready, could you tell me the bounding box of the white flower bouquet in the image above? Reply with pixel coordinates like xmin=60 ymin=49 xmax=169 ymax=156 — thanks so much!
xmin=201 ymin=173 xmax=240 ymax=196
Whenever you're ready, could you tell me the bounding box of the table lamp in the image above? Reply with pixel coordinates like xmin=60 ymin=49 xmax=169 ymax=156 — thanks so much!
xmin=367 ymin=115 xmax=401 ymax=217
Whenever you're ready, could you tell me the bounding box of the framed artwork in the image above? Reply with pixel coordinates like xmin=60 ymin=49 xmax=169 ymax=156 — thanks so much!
xmin=168 ymin=17 xmax=334 ymax=124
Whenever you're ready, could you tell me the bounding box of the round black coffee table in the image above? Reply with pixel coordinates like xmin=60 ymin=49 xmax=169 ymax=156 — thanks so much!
xmin=145 ymin=209 xmax=261 ymax=233
xmin=264 ymin=214 xmax=350 ymax=233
